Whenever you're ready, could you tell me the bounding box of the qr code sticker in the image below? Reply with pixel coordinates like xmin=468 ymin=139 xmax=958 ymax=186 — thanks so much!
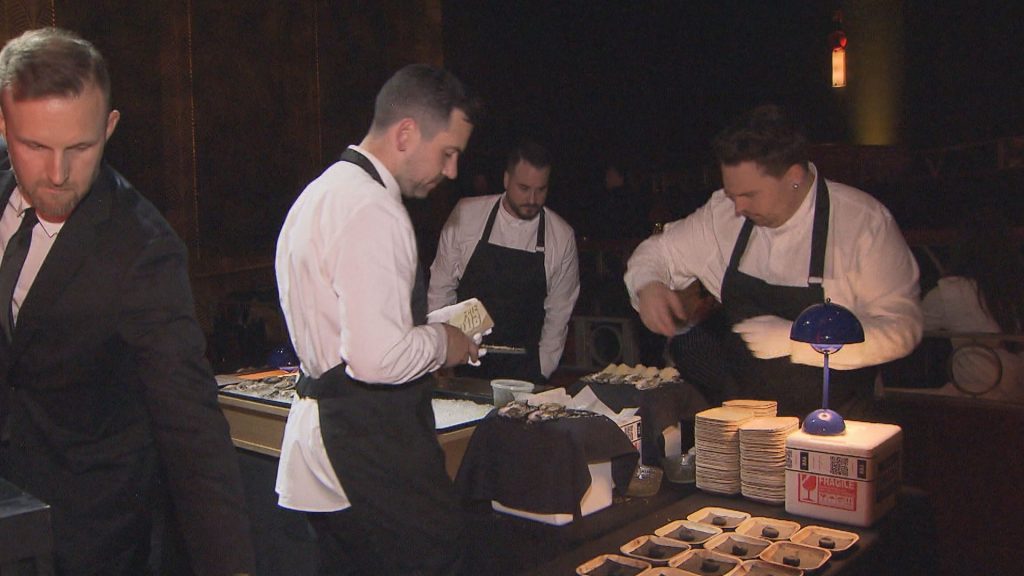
xmin=830 ymin=455 xmax=850 ymax=478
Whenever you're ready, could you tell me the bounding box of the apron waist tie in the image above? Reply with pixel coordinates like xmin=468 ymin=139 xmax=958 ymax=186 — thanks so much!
xmin=296 ymin=371 xmax=344 ymax=399
xmin=296 ymin=368 xmax=433 ymax=399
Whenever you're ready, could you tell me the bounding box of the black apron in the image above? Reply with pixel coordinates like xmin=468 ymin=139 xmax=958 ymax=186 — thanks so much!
xmin=718 ymin=174 xmax=876 ymax=418
xmin=297 ymin=147 xmax=461 ymax=574
xmin=455 ymin=199 xmax=547 ymax=383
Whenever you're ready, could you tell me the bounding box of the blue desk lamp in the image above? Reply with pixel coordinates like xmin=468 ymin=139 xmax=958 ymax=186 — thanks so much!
xmin=790 ymin=299 xmax=864 ymax=435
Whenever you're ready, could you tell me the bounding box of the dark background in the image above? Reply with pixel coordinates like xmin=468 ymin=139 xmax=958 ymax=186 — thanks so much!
xmin=443 ymin=2 xmax=841 ymax=177
xmin=440 ymin=1 xmax=1023 ymax=228
xmin=2 ymin=0 xmax=1022 ymax=327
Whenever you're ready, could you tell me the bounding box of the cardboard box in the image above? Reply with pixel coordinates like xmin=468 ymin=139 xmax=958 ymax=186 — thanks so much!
xmin=785 ymin=420 xmax=902 ymax=527
xmin=617 ymin=413 xmax=643 ymax=458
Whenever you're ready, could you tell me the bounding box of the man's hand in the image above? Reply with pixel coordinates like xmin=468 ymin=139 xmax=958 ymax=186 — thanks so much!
xmin=732 ymin=315 xmax=793 ymax=359
xmin=636 ymin=282 xmax=686 ymax=337
xmin=442 ymin=323 xmax=480 ymax=367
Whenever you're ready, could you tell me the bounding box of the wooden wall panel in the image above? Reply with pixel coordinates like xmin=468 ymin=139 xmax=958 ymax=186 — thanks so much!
xmin=3 ymin=1 xmax=444 ymax=338
xmin=190 ymin=1 xmax=321 ymax=266
xmin=315 ymin=1 xmax=445 ymax=162
xmin=1 ymin=0 xmax=52 ymax=40
xmin=52 ymin=1 xmax=193 ymax=238
xmin=187 ymin=0 xmax=443 ymax=272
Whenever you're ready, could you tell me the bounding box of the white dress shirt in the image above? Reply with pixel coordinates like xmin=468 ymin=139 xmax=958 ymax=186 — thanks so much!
xmin=1 ymin=188 xmax=64 ymax=325
xmin=428 ymin=193 xmax=580 ymax=378
xmin=625 ymin=163 xmax=923 ymax=370
xmin=275 ymin=146 xmax=447 ymax=512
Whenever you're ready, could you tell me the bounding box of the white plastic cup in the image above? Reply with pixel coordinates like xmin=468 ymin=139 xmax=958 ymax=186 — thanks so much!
xmin=490 ymin=379 xmax=534 ymax=407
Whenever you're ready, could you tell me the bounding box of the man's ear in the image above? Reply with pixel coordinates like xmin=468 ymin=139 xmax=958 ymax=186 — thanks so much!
xmin=105 ymin=109 xmax=121 ymax=141
xmin=783 ymin=163 xmax=803 ymax=187
xmin=394 ymin=117 xmax=419 ymax=152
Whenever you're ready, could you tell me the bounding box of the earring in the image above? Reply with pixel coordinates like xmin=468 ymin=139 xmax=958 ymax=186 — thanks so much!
xmin=792 ymin=183 xmax=800 ymax=190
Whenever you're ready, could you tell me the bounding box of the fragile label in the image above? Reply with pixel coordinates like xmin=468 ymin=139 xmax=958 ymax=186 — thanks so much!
xmin=797 ymin=473 xmax=858 ymax=511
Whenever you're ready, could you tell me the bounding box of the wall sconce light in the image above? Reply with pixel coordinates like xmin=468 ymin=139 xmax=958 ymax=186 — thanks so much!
xmin=790 ymin=299 xmax=864 ymax=435
xmin=829 ymin=9 xmax=847 ymax=88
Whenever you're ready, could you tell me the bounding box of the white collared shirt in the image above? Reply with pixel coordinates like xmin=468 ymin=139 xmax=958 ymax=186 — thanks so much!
xmin=1 ymin=188 xmax=64 ymax=325
xmin=625 ymin=163 xmax=923 ymax=369
xmin=274 ymin=146 xmax=447 ymax=512
xmin=428 ymin=193 xmax=580 ymax=378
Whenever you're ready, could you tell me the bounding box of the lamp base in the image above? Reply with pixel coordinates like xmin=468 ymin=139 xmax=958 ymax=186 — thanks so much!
xmin=802 ymin=409 xmax=847 ymax=435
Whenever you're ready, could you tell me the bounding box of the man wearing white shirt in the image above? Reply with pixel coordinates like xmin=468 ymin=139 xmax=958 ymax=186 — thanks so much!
xmin=429 ymin=140 xmax=579 ymax=383
xmin=275 ymin=64 xmax=480 ymax=575
xmin=625 ymin=105 xmax=922 ymax=417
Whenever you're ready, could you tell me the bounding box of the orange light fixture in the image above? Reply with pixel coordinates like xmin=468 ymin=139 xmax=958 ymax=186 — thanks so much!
xmin=829 ymin=10 xmax=847 ymax=88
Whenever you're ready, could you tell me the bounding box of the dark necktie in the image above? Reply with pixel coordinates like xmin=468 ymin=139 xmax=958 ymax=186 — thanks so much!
xmin=0 ymin=207 xmax=38 ymax=340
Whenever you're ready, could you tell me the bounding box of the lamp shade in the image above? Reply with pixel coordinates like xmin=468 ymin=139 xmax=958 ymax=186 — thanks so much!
xmin=790 ymin=300 xmax=864 ymax=348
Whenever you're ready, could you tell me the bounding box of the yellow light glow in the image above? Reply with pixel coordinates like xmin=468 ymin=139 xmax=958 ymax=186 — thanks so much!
xmin=832 ymin=48 xmax=846 ymax=88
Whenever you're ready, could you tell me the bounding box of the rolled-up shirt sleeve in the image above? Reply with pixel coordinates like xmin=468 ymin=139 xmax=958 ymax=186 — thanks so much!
xmin=337 ymin=200 xmax=446 ymax=383
xmin=539 ymin=230 xmax=580 ymax=377
xmin=427 ymin=203 xmax=466 ymax=313
xmin=793 ymin=208 xmax=923 ymax=370
xmin=625 ymin=201 xmax=725 ymax=306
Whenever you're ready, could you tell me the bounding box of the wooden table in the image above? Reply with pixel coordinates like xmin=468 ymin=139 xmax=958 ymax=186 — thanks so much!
xmin=217 ymin=376 xmax=492 ymax=479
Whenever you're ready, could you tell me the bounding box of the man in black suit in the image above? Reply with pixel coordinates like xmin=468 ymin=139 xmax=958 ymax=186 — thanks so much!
xmin=0 ymin=28 xmax=254 ymax=575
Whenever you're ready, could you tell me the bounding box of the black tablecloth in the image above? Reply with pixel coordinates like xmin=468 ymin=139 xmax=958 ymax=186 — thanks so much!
xmin=565 ymin=380 xmax=710 ymax=462
xmin=456 ymin=412 xmax=640 ymax=517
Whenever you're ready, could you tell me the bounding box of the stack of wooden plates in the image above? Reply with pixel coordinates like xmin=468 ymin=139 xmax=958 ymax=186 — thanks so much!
xmin=694 ymin=407 xmax=755 ymax=495
xmin=738 ymin=417 xmax=800 ymax=504
xmin=723 ymin=399 xmax=778 ymax=418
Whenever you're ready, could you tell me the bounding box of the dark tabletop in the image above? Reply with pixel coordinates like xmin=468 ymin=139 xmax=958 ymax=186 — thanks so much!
xmin=517 ymin=486 xmax=936 ymax=576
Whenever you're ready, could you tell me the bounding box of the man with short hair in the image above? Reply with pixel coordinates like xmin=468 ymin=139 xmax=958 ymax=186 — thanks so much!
xmin=275 ymin=63 xmax=481 ymax=575
xmin=626 ymin=105 xmax=922 ymax=417
xmin=428 ymin=140 xmax=580 ymax=384
xmin=0 ymin=27 xmax=253 ymax=575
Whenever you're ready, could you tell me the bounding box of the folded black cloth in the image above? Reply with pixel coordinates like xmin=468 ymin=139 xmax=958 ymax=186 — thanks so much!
xmin=455 ymin=412 xmax=639 ymax=518
xmin=565 ymin=380 xmax=709 ymax=461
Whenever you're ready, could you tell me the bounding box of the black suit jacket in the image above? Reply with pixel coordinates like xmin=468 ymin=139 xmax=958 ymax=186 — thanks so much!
xmin=0 ymin=145 xmax=254 ymax=575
